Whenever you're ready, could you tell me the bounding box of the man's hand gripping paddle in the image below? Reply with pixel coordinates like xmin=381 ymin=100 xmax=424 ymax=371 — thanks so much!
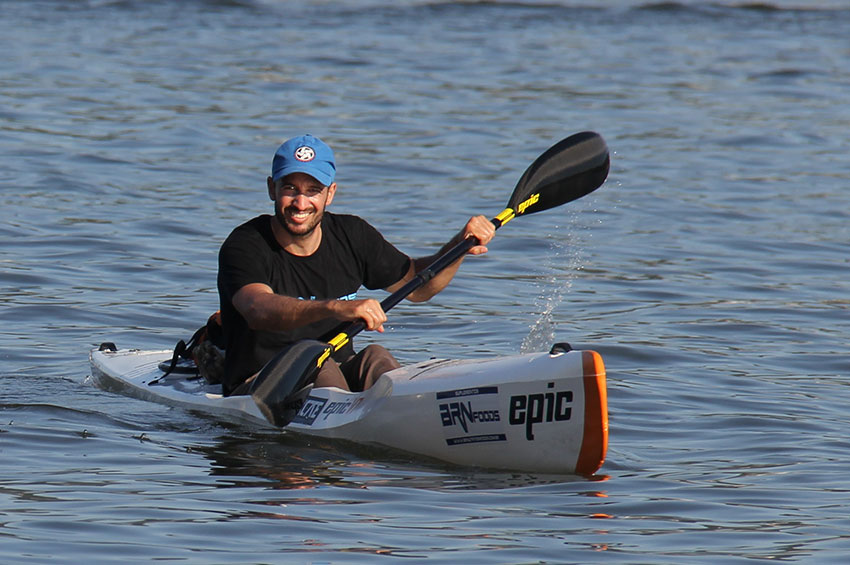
xmin=250 ymin=131 xmax=610 ymax=426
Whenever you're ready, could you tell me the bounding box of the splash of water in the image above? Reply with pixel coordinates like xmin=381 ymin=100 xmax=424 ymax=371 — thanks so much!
xmin=520 ymin=208 xmax=591 ymax=354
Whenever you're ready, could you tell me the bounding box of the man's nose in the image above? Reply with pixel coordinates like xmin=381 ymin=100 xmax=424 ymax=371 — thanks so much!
xmin=292 ymin=193 xmax=311 ymax=207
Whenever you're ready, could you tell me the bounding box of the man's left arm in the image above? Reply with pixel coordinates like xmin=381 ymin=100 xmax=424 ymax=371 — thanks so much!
xmin=387 ymin=215 xmax=495 ymax=302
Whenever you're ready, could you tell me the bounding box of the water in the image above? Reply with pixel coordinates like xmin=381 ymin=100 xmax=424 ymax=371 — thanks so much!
xmin=2 ymin=0 xmax=849 ymax=561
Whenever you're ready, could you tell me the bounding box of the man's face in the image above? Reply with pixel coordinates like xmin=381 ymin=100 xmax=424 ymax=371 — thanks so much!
xmin=269 ymin=172 xmax=336 ymax=237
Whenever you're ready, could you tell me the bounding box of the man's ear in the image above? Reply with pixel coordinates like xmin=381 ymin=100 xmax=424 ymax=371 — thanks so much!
xmin=325 ymin=182 xmax=338 ymax=206
xmin=267 ymin=177 xmax=275 ymax=201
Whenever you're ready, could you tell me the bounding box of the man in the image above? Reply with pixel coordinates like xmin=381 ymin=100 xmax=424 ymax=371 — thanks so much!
xmin=217 ymin=134 xmax=495 ymax=396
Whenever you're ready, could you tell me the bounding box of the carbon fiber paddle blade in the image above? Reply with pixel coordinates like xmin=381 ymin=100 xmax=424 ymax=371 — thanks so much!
xmin=250 ymin=340 xmax=331 ymax=427
xmin=508 ymin=131 xmax=609 ymax=217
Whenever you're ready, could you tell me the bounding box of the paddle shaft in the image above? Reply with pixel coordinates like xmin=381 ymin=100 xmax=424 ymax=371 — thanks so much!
xmin=323 ymin=131 xmax=609 ymax=354
xmin=333 ymin=216 xmax=503 ymax=346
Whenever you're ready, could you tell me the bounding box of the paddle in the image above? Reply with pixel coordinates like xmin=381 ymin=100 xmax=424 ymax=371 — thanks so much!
xmin=250 ymin=131 xmax=610 ymax=426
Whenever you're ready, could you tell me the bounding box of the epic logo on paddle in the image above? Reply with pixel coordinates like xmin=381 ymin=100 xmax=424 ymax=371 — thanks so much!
xmin=508 ymin=382 xmax=573 ymax=440
xmin=516 ymin=192 xmax=540 ymax=215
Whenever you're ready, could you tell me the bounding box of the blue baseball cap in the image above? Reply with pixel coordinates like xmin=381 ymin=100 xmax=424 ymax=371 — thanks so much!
xmin=271 ymin=134 xmax=336 ymax=186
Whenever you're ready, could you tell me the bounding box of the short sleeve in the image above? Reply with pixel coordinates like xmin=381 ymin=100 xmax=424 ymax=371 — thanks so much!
xmin=217 ymin=220 xmax=272 ymax=302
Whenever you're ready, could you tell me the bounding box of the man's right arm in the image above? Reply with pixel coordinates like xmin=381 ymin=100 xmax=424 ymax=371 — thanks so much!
xmin=232 ymin=283 xmax=389 ymax=333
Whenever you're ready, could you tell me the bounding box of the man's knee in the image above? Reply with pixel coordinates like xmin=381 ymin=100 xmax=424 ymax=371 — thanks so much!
xmin=315 ymin=360 xmax=350 ymax=390
xmin=360 ymin=344 xmax=399 ymax=367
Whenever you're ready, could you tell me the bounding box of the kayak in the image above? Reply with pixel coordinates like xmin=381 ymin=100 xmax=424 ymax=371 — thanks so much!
xmin=89 ymin=342 xmax=608 ymax=475
xmin=86 ymin=131 xmax=612 ymax=474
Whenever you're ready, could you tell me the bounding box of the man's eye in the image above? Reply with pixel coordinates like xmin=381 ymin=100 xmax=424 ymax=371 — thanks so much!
xmin=278 ymin=184 xmax=325 ymax=197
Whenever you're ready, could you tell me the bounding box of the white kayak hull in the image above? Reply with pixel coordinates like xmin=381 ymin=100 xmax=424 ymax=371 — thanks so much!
xmin=90 ymin=346 xmax=608 ymax=475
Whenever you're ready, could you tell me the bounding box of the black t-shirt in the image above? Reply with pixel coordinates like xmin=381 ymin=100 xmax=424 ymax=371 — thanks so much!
xmin=217 ymin=212 xmax=410 ymax=395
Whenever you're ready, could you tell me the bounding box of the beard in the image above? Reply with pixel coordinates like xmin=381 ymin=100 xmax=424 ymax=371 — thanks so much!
xmin=274 ymin=204 xmax=324 ymax=238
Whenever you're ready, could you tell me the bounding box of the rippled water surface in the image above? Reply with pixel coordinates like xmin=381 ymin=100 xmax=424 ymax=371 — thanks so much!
xmin=2 ymin=0 xmax=849 ymax=562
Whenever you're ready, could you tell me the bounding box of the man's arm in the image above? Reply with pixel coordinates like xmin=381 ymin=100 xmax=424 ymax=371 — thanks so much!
xmin=232 ymin=283 xmax=390 ymax=333
xmin=231 ymin=215 xmax=494 ymax=333
xmin=387 ymin=215 xmax=496 ymax=303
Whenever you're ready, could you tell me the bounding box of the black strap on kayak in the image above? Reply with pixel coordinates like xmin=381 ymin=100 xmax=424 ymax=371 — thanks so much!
xmin=151 ymin=311 xmax=225 ymax=386
xmin=154 ymin=325 xmax=207 ymax=383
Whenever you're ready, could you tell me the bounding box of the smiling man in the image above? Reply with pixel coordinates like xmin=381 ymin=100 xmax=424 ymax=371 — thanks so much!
xmin=216 ymin=134 xmax=495 ymax=396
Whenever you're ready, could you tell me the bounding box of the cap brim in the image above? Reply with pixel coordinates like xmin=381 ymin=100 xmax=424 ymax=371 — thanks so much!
xmin=272 ymin=165 xmax=334 ymax=186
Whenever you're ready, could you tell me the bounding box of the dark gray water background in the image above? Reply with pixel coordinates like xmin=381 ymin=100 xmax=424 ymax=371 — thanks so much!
xmin=2 ymin=0 xmax=849 ymax=562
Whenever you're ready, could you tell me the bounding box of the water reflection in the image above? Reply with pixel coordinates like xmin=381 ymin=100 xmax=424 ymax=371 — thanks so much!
xmin=190 ymin=427 xmax=609 ymax=492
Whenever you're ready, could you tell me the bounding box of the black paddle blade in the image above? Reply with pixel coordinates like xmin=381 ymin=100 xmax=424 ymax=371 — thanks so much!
xmin=250 ymin=340 xmax=331 ymax=427
xmin=507 ymin=131 xmax=609 ymax=218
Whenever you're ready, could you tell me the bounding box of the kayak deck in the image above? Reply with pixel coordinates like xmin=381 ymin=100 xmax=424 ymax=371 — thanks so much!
xmin=90 ymin=345 xmax=608 ymax=475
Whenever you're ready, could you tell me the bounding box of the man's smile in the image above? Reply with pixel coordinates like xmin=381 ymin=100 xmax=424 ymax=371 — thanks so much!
xmin=286 ymin=208 xmax=313 ymax=222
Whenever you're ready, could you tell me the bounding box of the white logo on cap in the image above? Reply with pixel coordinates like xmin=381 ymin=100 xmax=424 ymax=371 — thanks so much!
xmin=294 ymin=146 xmax=315 ymax=162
